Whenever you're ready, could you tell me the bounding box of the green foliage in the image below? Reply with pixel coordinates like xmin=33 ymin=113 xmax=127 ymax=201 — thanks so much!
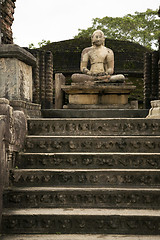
xmin=74 ymin=9 xmax=160 ymax=49
xmin=29 ymin=39 xmax=51 ymax=49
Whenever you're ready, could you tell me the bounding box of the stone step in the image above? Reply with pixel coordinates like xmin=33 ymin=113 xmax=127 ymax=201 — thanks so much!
xmin=41 ymin=109 xmax=149 ymax=118
xmin=4 ymin=187 xmax=160 ymax=209
xmin=2 ymin=234 xmax=160 ymax=240
xmin=27 ymin=118 xmax=160 ymax=136
xmin=2 ymin=208 xmax=160 ymax=234
xmin=10 ymin=169 xmax=160 ymax=188
xmin=24 ymin=136 xmax=160 ymax=153
xmin=16 ymin=153 xmax=160 ymax=169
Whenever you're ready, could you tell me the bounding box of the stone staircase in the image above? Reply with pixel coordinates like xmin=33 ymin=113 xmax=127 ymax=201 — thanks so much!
xmin=2 ymin=109 xmax=160 ymax=239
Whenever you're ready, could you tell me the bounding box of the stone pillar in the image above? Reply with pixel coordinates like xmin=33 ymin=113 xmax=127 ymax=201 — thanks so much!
xmin=159 ymin=60 xmax=160 ymax=99
xmin=151 ymin=51 xmax=159 ymax=100
xmin=31 ymin=50 xmax=40 ymax=104
xmin=45 ymin=51 xmax=53 ymax=109
xmin=55 ymin=73 xmax=66 ymax=109
xmin=39 ymin=51 xmax=46 ymax=108
xmin=144 ymin=52 xmax=152 ymax=109
xmin=0 ymin=44 xmax=36 ymax=101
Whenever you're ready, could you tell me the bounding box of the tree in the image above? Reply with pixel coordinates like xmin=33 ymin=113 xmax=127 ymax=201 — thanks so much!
xmin=74 ymin=9 xmax=160 ymax=49
xmin=29 ymin=39 xmax=51 ymax=49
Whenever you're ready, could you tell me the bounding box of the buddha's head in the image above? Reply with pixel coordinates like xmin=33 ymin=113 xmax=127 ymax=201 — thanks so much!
xmin=91 ymin=30 xmax=105 ymax=46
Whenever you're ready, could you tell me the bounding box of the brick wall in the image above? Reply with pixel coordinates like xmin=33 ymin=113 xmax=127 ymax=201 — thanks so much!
xmin=0 ymin=0 xmax=16 ymax=44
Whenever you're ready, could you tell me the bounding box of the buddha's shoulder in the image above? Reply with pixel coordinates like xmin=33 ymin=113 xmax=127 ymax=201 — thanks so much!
xmin=103 ymin=46 xmax=114 ymax=54
xmin=81 ymin=47 xmax=92 ymax=55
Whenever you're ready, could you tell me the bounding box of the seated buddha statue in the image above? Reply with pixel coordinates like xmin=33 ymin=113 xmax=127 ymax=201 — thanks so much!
xmin=71 ymin=29 xmax=125 ymax=84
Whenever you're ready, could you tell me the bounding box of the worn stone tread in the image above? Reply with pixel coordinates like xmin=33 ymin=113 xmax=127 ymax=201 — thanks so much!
xmin=16 ymin=152 xmax=160 ymax=169
xmin=4 ymin=186 xmax=160 ymax=209
xmin=3 ymin=208 xmax=160 ymax=216
xmin=2 ymin=234 xmax=160 ymax=240
xmin=24 ymin=136 xmax=160 ymax=153
xmin=10 ymin=168 xmax=160 ymax=188
xmin=5 ymin=186 xmax=160 ymax=191
xmin=41 ymin=109 xmax=149 ymax=118
xmin=11 ymin=168 xmax=160 ymax=172
xmin=19 ymin=152 xmax=160 ymax=156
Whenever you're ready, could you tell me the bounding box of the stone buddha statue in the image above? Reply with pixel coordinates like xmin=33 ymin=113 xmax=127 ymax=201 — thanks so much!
xmin=71 ymin=30 xmax=125 ymax=84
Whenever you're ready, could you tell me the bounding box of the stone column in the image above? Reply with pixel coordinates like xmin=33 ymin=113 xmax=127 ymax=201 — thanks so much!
xmin=151 ymin=51 xmax=159 ymax=100
xmin=0 ymin=44 xmax=36 ymax=101
xmin=159 ymin=60 xmax=160 ymax=99
xmin=45 ymin=51 xmax=53 ymax=109
xmin=39 ymin=51 xmax=46 ymax=108
xmin=143 ymin=52 xmax=152 ymax=109
xmin=55 ymin=73 xmax=66 ymax=109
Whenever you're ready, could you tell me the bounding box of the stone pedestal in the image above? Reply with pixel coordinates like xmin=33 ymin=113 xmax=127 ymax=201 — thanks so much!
xmin=147 ymin=100 xmax=160 ymax=118
xmin=0 ymin=44 xmax=36 ymax=102
xmin=62 ymin=84 xmax=136 ymax=109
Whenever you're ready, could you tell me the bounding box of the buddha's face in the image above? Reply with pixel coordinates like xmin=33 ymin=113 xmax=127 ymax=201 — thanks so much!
xmin=92 ymin=30 xmax=105 ymax=46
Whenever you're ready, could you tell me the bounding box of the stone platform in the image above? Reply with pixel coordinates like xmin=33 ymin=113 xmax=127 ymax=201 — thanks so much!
xmin=62 ymin=83 xmax=136 ymax=109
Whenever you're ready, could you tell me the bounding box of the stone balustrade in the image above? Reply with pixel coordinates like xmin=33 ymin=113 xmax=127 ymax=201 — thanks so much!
xmin=0 ymin=98 xmax=27 ymax=228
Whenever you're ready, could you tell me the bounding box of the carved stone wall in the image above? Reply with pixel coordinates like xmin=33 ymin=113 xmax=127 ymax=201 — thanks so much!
xmin=144 ymin=51 xmax=160 ymax=108
xmin=26 ymin=49 xmax=54 ymax=109
xmin=0 ymin=0 xmax=16 ymax=44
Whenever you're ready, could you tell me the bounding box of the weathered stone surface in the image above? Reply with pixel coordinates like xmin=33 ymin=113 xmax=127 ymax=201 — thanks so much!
xmin=4 ymin=187 xmax=160 ymax=209
xmin=55 ymin=73 xmax=66 ymax=109
xmin=27 ymin=118 xmax=160 ymax=136
xmin=0 ymin=45 xmax=36 ymax=102
xmin=2 ymin=234 xmax=160 ymax=240
xmin=16 ymin=153 xmax=160 ymax=169
xmin=10 ymin=100 xmax=41 ymax=118
xmin=62 ymin=84 xmax=136 ymax=107
xmin=10 ymin=169 xmax=160 ymax=188
xmin=24 ymin=136 xmax=160 ymax=153
xmin=0 ymin=58 xmax=32 ymax=101
xmin=42 ymin=109 xmax=149 ymax=118
xmin=0 ymin=45 xmax=36 ymax=67
xmin=13 ymin=111 xmax=27 ymax=152
xmin=2 ymin=109 xmax=160 ymax=237
xmin=0 ymin=0 xmax=16 ymax=44
xmin=0 ymin=115 xmax=7 ymax=229
xmin=3 ymin=208 xmax=160 ymax=234
xmin=147 ymin=100 xmax=160 ymax=119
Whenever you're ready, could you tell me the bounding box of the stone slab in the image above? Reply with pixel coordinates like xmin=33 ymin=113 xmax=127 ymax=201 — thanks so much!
xmin=63 ymin=103 xmax=135 ymax=109
xmin=41 ymin=109 xmax=149 ymax=118
xmin=62 ymin=85 xmax=136 ymax=94
xmin=24 ymin=136 xmax=160 ymax=153
xmin=10 ymin=169 xmax=160 ymax=187
xmin=0 ymin=58 xmax=32 ymax=101
xmin=2 ymin=234 xmax=160 ymax=240
xmin=27 ymin=118 xmax=160 ymax=136
xmin=0 ymin=44 xmax=36 ymax=67
xmin=2 ymin=208 xmax=160 ymax=234
xmin=16 ymin=153 xmax=160 ymax=169
xmin=0 ymin=45 xmax=36 ymax=102
xmin=4 ymin=187 xmax=160 ymax=209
